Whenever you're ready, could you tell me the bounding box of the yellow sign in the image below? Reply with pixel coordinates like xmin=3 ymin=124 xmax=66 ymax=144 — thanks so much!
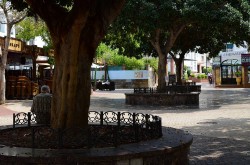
xmin=8 ymin=39 xmax=22 ymax=52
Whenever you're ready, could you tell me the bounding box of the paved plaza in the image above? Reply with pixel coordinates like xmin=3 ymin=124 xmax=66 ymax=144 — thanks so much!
xmin=0 ymin=82 xmax=250 ymax=164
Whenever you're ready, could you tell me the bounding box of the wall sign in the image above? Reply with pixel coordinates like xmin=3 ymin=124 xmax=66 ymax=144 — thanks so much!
xmin=9 ymin=39 xmax=22 ymax=52
xmin=241 ymin=54 xmax=250 ymax=66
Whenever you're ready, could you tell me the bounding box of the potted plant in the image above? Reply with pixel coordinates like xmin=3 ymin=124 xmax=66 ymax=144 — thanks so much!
xmin=235 ymin=71 xmax=242 ymax=77
xmin=235 ymin=71 xmax=242 ymax=85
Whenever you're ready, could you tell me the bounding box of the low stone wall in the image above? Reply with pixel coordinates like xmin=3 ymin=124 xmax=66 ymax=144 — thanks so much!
xmin=0 ymin=127 xmax=192 ymax=165
xmin=113 ymin=79 xmax=149 ymax=89
xmin=125 ymin=93 xmax=200 ymax=105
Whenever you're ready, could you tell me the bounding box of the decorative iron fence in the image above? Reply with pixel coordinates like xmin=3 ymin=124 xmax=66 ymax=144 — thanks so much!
xmin=11 ymin=111 xmax=162 ymax=148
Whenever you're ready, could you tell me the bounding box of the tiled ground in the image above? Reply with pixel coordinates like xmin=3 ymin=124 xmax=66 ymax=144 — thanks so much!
xmin=1 ymin=83 xmax=250 ymax=164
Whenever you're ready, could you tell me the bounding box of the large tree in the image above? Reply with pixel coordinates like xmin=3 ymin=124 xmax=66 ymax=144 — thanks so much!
xmin=111 ymin=0 xmax=250 ymax=91
xmin=0 ymin=0 xmax=27 ymax=104
xmin=11 ymin=0 xmax=125 ymax=129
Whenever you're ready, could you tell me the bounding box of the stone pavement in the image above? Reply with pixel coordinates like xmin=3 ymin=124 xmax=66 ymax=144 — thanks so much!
xmin=0 ymin=82 xmax=250 ymax=164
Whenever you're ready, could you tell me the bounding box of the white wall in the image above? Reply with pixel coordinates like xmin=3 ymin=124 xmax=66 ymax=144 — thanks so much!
xmin=91 ymin=70 xmax=149 ymax=80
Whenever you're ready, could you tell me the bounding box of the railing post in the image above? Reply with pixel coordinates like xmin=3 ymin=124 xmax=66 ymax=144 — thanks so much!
xmin=13 ymin=113 xmax=15 ymax=128
xmin=158 ymin=117 xmax=163 ymax=137
xmin=146 ymin=114 xmax=149 ymax=129
xmin=133 ymin=113 xmax=139 ymax=142
xmin=117 ymin=112 xmax=121 ymax=126
xmin=115 ymin=112 xmax=121 ymax=146
xmin=133 ymin=113 xmax=136 ymax=126
xmin=28 ymin=112 xmax=31 ymax=127
xmin=100 ymin=111 xmax=103 ymax=125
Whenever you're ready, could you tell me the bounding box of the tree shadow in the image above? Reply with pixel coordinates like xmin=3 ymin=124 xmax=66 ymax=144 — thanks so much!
xmin=181 ymin=117 xmax=250 ymax=164
xmin=189 ymin=134 xmax=250 ymax=164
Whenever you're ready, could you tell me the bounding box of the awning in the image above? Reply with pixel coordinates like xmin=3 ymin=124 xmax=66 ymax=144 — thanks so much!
xmin=36 ymin=55 xmax=49 ymax=61
xmin=44 ymin=65 xmax=54 ymax=69
xmin=91 ymin=63 xmax=104 ymax=68
xmin=37 ymin=63 xmax=50 ymax=66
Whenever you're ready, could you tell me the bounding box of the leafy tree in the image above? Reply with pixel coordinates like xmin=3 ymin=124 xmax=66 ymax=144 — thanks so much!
xmin=111 ymin=0 xmax=250 ymax=91
xmin=104 ymin=28 xmax=155 ymax=58
xmin=16 ymin=17 xmax=44 ymax=42
xmin=10 ymin=0 xmax=125 ymax=129
xmin=0 ymin=0 xmax=27 ymax=104
xmin=96 ymin=42 xmax=157 ymax=70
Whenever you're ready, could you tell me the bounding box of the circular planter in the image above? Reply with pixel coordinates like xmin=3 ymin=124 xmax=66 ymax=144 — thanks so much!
xmin=0 ymin=126 xmax=192 ymax=165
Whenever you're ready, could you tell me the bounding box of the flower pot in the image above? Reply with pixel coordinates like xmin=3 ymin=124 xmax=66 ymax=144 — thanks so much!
xmin=236 ymin=77 xmax=241 ymax=85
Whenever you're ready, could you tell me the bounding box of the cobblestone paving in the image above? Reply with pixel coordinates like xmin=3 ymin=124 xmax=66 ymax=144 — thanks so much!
xmin=0 ymin=83 xmax=250 ymax=164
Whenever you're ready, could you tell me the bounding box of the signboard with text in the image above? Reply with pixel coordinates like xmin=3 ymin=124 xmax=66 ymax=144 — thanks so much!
xmin=241 ymin=54 xmax=250 ymax=66
xmin=0 ymin=37 xmax=23 ymax=52
xmin=8 ymin=39 xmax=22 ymax=52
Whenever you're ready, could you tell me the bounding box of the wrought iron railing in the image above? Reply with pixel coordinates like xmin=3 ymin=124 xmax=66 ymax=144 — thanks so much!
xmin=133 ymin=85 xmax=201 ymax=94
xmin=11 ymin=111 xmax=162 ymax=148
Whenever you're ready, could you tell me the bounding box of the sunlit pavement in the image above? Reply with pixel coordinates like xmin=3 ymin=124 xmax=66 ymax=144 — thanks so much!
xmin=1 ymin=82 xmax=250 ymax=164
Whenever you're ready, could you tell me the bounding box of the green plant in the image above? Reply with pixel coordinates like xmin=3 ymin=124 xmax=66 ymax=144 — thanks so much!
xmin=190 ymin=73 xmax=195 ymax=78
xmin=235 ymin=71 xmax=242 ymax=77
xmin=197 ymin=73 xmax=206 ymax=79
xmin=187 ymin=69 xmax=191 ymax=77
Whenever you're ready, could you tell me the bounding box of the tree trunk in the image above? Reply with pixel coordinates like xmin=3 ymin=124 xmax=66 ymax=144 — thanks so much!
xmin=0 ymin=67 xmax=6 ymax=104
xmin=23 ymin=0 xmax=126 ymax=129
xmin=157 ymin=53 xmax=167 ymax=92
xmin=150 ymin=29 xmax=167 ymax=92
xmin=51 ymin=35 xmax=93 ymax=129
xmin=175 ymin=59 xmax=183 ymax=84
xmin=0 ymin=26 xmax=12 ymax=104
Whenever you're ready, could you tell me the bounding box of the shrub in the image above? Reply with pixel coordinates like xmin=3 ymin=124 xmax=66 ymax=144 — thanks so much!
xmin=197 ymin=73 xmax=206 ymax=79
xmin=187 ymin=69 xmax=191 ymax=77
xmin=190 ymin=73 xmax=196 ymax=78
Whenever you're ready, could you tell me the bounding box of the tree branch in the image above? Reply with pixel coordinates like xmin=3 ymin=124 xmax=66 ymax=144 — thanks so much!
xmin=25 ymin=0 xmax=68 ymax=31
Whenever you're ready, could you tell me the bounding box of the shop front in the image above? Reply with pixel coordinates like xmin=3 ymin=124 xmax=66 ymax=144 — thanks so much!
xmin=241 ymin=54 xmax=250 ymax=87
xmin=220 ymin=51 xmax=244 ymax=85
xmin=214 ymin=51 xmax=250 ymax=87
xmin=2 ymin=37 xmax=53 ymax=99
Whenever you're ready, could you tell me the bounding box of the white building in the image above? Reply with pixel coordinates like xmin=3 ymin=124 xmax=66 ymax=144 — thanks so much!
xmin=26 ymin=36 xmax=46 ymax=48
xmin=0 ymin=12 xmax=16 ymax=37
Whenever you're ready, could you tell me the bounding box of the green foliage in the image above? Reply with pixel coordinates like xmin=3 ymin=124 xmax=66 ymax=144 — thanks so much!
xmin=143 ymin=57 xmax=158 ymax=72
xmin=190 ymin=73 xmax=196 ymax=78
xmin=16 ymin=17 xmax=52 ymax=47
xmin=16 ymin=17 xmax=42 ymax=41
xmin=184 ymin=73 xmax=189 ymax=80
xmin=235 ymin=71 xmax=242 ymax=77
xmin=47 ymin=56 xmax=55 ymax=65
xmin=124 ymin=57 xmax=143 ymax=70
xmin=104 ymin=29 xmax=151 ymax=58
xmin=96 ymin=43 xmax=158 ymax=70
xmin=197 ymin=73 xmax=206 ymax=79
xmin=187 ymin=69 xmax=191 ymax=77
xmin=203 ymin=67 xmax=212 ymax=74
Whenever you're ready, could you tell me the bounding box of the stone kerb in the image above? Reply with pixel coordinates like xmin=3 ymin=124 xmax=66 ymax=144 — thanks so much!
xmin=0 ymin=126 xmax=193 ymax=165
